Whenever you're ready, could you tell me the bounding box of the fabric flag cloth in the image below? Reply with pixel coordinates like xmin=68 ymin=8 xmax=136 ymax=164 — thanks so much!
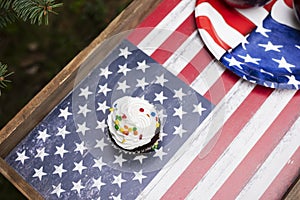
xmin=5 ymin=0 xmax=300 ymax=199
xmin=196 ymin=0 xmax=300 ymax=89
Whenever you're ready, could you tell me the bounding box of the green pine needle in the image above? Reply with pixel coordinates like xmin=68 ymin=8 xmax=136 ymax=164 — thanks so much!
xmin=0 ymin=63 xmax=13 ymax=95
xmin=13 ymin=0 xmax=63 ymax=25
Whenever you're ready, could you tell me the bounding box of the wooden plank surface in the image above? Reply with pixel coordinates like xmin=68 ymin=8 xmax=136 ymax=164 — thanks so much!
xmin=0 ymin=0 xmax=299 ymax=199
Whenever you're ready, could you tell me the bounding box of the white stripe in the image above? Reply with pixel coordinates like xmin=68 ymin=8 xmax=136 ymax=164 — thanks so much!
xmin=186 ymin=89 xmax=296 ymax=200
xmin=198 ymin=30 xmax=226 ymax=59
xmin=137 ymin=79 xmax=255 ymax=200
xmin=195 ymin=2 xmax=244 ymax=49
xmin=271 ymin=0 xmax=300 ymax=30
xmin=190 ymin=60 xmax=226 ymax=95
xmin=137 ymin=0 xmax=195 ymax=55
xmin=236 ymin=7 xmax=268 ymax=26
xmin=163 ymin=31 xmax=204 ymax=75
xmin=236 ymin=116 xmax=300 ymax=199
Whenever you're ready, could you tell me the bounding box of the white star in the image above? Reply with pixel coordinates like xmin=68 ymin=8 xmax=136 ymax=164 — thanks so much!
xmin=112 ymin=194 xmax=122 ymax=200
xmin=258 ymin=41 xmax=282 ymax=52
xmin=112 ymin=174 xmax=126 ymax=188
xmin=160 ymin=131 xmax=168 ymax=140
xmin=35 ymin=147 xmax=49 ymax=161
xmin=98 ymin=83 xmax=112 ymax=96
xmin=157 ymin=109 xmax=167 ymax=121
xmin=71 ymin=180 xmax=84 ymax=195
xmin=154 ymin=91 xmax=167 ymax=104
xmin=296 ymin=45 xmax=300 ymax=49
xmin=223 ymin=56 xmax=243 ymax=69
xmin=118 ymin=64 xmax=131 ymax=76
xmin=174 ymin=88 xmax=186 ymax=101
xmin=136 ymin=60 xmax=150 ymax=73
xmin=272 ymin=57 xmax=295 ymax=73
xmin=238 ymin=54 xmax=261 ymax=65
xmin=74 ymin=141 xmax=87 ymax=155
xmin=92 ymin=177 xmax=106 ymax=190
xmin=173 ymin=124 xmax=188 ymax=138
xmin=117 ymin=80 xmax=130 ymax=93
xmin=76 ymin=122 xmax=90 ymax=135
xmin=55 ymin=144 xmax=68 ymax=158
xmin=94 ymin=138 xmax=107 ymax=151
xmin=153 ymin=147 xmax=167 ymax=160
xmin=136 ymin=77 xmax=149 ymax=90
xmin=51 ymin=183 xmax=65 ymax=198
xmin=133 ymin=154 xmax=147 ymax=164
xmin=255 ymin=24 xmax=271 ymax=37
xmin=73 ymin=160 xmax=87 ymax=175
xmin=33 ymin=166 xmax=46 ymax=181
xmin=53 ymin=163 xmax=67 ymax=178
xmin=286 ymin=75 xmax=300 ymax=89
xmin=37 ymin=129 xmax=50 ymax=142
xmin=93 ymin=157 xmax=106 ymax=171
xmin=16 ymin=150 xmax=29 ymax=165
xmin=56 ymin=126 xmax=70 ymax=139
xmin=193 ymin=103 xmax=207 ymax=116
xmin=97 ymin=100 xmax=109 ymax=114
xmin=58 ymin=107 xmax=72 ymax=120
xmin=119 ymin=47 xmax=132 ymax=59
xmin=133 ymin=170 xmax=147 ymax=184
xmin=173 ymin=106 xmax=187 ymax=119
xmin=241 ymin=35 xmax=249 ymax=50
xmin=96 ymin=120 xmax=107 ymax=132
xmin=99 ymin=66 xmax=112 ymax=79
xmin=79 ymin=86 xmax=92 ymax=100
xmin=155 ymin=74 xmax=168 ymax=86
xmin=113 ymin=154 xmax=126 ymax=167
xmin=78 ymin=104 xmax=91 ymax=117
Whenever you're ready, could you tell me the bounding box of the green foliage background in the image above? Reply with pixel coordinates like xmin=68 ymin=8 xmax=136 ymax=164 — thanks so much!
xmin=0 ymin=0 xmax=132 ymax=198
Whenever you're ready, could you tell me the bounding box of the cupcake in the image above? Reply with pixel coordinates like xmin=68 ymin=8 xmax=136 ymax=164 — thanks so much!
xmin=107 ymin=96 xmax=161 ymax=153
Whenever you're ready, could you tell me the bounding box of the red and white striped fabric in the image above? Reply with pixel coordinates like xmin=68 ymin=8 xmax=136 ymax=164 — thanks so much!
xmin=127 ymin=0 xmax=300 ymax=199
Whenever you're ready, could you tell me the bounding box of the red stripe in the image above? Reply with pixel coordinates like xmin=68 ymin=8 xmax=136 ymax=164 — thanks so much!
xmin=161 ymin=85 xmax=273 ymax=200
xmin=264 ymin=0 xmax=277 ymax=11
xmin=196 ymin=16 xmax=231 ymax=50
xmin=151 ymin=13 xmax=196 ymax=64
xmin=127 ymin=0 xmax=181 ymax=45
xmin=196 ymin=0 xmax=256 ymax=36
xmin=284 ymin=0 xmax=293 ymax=8
xmin=177 ymin=47 xmax=214 ymax=84
xmin=204 ymin=70 xmax=240 ymax=104
xmin=261 ymin=148 xmax=300 ymax=200
xmin=212 ymin=91 xmax=300 ymax=200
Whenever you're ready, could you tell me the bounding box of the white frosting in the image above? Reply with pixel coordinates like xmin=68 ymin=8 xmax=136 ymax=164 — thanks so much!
xmin=107 ymin=96 xmax=160 ymax=150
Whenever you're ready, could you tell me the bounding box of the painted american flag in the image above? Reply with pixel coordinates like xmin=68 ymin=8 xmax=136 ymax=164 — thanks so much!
xmin=5 ymin=0 xmax=300 ymax=199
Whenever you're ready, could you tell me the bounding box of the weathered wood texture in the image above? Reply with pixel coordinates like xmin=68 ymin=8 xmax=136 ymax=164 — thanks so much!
xmin=0 ymin=0 xmax=162 ymax=199
xmin=284 ymin=175 xmax=300 ymax=200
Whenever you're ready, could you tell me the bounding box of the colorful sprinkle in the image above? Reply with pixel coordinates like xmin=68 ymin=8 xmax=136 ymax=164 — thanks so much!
xmin=151 ymin=112 xmax=156 ymax=117
xmin=133 ymin=127 xmax=137 ymax=131
xmin=123 ymin=130 xmax=129 ymax=135
xmin=128 ymin=128 xmax=133 ymax=132
xmin=146 ymin=114 xmax=150 ymax=118
xmin=114 ymin=120 xmax=119 ymax=125
xmin=109 ymin=108 xmax=114 ymax=112
xmin=139 ymin=134 xmax=143 ymax=140
xmin=139 ymin=108 xmax=144 ymax=112
xmin=124 ymin=125 xmax=129 ymax=129
xmin=114 ymin=125 xmax=119 ymax=130
xmin=156 ymin=122 xmax=160 ymax=128
xmin=134 ymin=130 xmax=138 ymax=135
xmin=116 ymin=115 xmax=122 ymax=121
xmin=122 ymin=114 xmax=127 ymax=119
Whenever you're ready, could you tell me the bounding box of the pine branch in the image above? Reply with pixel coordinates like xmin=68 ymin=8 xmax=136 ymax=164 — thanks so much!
xmin=0 ymin=0 xmax=17 ymax=28
xmin=13 ymin=0 xmax=63 ymax=25
xmin=0 ymin=63 xmax=13 ymax=96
